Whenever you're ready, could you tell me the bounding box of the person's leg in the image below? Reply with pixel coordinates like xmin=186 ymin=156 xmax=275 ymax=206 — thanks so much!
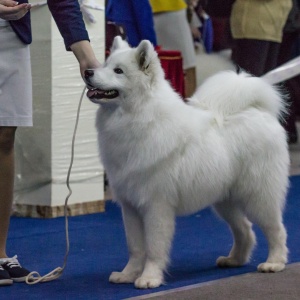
xmin=0 ymin=27 xmax=31 ymax=285
xmin=0 ymin=127 xmax=17 ymax=258
xmin=277 ymin=32 xmax=296 ymax=66
xmin=263 ymin=41 xmax=281 ymax=74
xmin=184 ymin=67 xmax=196 ymax=98
xmin=231 ymin=39 xmax=269 ymax=76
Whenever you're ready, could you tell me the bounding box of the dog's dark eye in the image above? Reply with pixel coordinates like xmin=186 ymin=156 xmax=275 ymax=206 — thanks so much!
xmin=114 ymin=68 xmax=123 ymax=74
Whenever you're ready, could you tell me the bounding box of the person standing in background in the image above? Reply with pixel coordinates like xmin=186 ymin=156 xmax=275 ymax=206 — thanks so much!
xmin=230 ymin=0 xmax=292 ymax=77
xmin=0 ymin=0 xmax=100 ymax=286
xmin=105 ymin=0 xmax=157 ymax=47
xmin=149 ymin=0 xmax=197 ymax=97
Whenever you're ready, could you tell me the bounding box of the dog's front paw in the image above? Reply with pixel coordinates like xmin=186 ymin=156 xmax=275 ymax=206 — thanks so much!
xmin=134 ymin=276 xmax=163 ymax=289
xmin=109 ymin=271 xmax=138 ymax=284
xmin=257 ymin=262 xmax=285 ymax=273
xmin=216 ymin=256 xmax=243 ymax=268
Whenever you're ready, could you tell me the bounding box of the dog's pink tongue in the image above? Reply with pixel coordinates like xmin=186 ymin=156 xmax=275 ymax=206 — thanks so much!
xmin=87 ymin=89 xmax=105 ymax=99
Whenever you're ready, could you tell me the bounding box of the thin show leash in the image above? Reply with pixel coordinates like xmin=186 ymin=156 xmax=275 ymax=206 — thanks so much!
xmin=25 ymin=86 xmax=87 ymax=284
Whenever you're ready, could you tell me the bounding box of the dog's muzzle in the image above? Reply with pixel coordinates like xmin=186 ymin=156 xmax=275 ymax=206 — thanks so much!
xmin=84 ymin=69 xmax=119 ymax=103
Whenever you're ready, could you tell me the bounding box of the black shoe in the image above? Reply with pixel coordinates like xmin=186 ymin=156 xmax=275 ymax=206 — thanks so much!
xmin=1 ymin=256 xmax=30 ymax=283
xmin=0 ymin=265 xmax=13 ymax=286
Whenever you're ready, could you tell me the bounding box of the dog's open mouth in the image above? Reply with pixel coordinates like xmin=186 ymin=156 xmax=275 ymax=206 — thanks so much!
xmin=87 ymin=88 xmax=119 ymax=100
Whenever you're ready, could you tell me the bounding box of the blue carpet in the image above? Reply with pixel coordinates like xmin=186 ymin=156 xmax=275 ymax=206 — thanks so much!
xmin=2 ymin=175 xmax=300 ymax=299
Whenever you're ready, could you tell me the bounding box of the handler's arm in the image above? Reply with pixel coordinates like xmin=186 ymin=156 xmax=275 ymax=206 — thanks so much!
xmin=47 ymin=0 xmax=100 ymax=78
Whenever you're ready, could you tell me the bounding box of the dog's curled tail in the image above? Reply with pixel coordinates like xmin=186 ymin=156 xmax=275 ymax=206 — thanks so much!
xmin=190 ymin=70 xmax=287 ymax=120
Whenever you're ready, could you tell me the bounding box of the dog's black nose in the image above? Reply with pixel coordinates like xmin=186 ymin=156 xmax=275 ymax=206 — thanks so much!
xmin=84 ymin=69 xmax=94 ymax=79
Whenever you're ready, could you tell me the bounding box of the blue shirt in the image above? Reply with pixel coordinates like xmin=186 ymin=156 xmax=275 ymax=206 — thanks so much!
xmin=106 ymin=0 xmax=157 ymax=47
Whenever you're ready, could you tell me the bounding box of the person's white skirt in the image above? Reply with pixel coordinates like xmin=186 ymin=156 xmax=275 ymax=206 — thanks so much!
xmin=0 ymin=25 xmax=32 ymax=127
xmin=153 ymin=9 xmax=196 ymax=70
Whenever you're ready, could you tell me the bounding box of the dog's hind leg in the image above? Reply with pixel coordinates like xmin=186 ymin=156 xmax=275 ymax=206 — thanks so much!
xmin=256 ymin=220 xmax=288 ymax=273
xmin=245 ymin=197 xmax=288 ymax=273
xmin=109 ymin=202 xmax=146 ymax=284
xmin=134 ymin=201 xmax=175 ymax=289
xmin=213 ymin=201 xmax=256 ymax=268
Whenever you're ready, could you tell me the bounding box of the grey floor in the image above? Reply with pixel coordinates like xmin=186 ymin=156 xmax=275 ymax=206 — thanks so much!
xmin=127 ymin=263 xmax=300 ymax=300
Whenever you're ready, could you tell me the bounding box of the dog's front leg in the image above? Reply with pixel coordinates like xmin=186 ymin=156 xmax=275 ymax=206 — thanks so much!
xmin=109 ymin=202 xmax=146 ymax=284
xmin=134 ymin=202 xmax=175 ymax=289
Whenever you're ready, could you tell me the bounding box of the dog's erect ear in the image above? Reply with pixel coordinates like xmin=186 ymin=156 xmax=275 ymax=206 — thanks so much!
xmin=111 ymin=36 xmax=129 ymax=52
xmin=136 ymin=40 xmax=155 ymax=72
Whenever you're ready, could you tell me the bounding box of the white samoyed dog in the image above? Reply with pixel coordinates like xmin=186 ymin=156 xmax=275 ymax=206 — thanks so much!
xmin=85 ymin=36 xmax=290 ymax=289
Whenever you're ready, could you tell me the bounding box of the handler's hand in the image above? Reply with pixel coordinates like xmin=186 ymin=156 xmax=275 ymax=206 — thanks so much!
xmin=0 ymin=0 xmax=31 ymax=20
xmin=70 ymin=40 xmax=101 ymax=81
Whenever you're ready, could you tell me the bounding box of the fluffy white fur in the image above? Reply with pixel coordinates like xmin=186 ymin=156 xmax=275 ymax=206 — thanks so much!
xmin=88 ymin=36 xmax=290 ymax=289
